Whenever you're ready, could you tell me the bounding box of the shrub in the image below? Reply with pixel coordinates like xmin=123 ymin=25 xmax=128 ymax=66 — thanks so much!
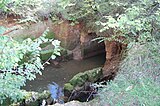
xmin=96 ymin=0 xmax=160 ymax=43
xmin=0 ymin=0 xmax=55 ymax=22
xmin=97 ymin=0 xmax=160 ymax=105
xmin=0 ymin=29 xmax=61 ymax=104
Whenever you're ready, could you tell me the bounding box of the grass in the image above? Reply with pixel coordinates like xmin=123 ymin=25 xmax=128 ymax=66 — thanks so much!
xmin=98 ymin=42 xmax=160 ymax=106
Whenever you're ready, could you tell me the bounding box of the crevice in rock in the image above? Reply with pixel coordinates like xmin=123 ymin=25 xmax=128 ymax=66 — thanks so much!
xmin=102 ymin=41 xmax=126 ymax=81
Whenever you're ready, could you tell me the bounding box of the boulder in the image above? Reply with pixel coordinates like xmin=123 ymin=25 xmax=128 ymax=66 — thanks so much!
xmin=64 ymin=83 xmax=74 ymax=93
xmin=52 ymin=100 xmax=98 ymax=106
xmin=68 ymin=67 xmax=102 ymax=88
xmin=69 ymin=73 xmax=88 ymax=87
xmin=64 ymin=67 xmax=102 ymax=102
xmin=10 ymin=90 xmax=51 ymax=106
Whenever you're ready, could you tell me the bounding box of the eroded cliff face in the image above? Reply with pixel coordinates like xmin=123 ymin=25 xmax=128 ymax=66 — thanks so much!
xmin=51 ymin=21 xmax=105 ymax=60
xmin=1 ymin=16 xmax=125 ymax=106
xmin=1 ymin=18 xmax=105 ymax=60
xmin=102 ymin=41 xmax=123 ymax=79
xmin=95 ymin=29 xmax=126 ymax=79
xmin=1 ymin=16 xmax=124 ymax=78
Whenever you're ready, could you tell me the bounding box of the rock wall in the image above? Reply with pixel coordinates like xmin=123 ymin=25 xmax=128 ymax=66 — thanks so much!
xmin=51 ymin=21 xmax=105 ymax=60
xmin=102 ymin=31 xmax=126 ymax=79
xmin=102 ymin=41 xmax=122 ymax=79
xmin=1 ymin=16 xmax=124 ymax=77
xmin=2 ymin=19 xmax=105 ymax=60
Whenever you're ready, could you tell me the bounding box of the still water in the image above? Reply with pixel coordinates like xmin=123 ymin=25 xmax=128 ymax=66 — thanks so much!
xmin=23 ymin=54 xmax=105 ymax=92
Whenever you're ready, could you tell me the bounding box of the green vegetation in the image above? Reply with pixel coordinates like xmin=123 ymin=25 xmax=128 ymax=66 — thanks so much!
xmin=97 ymin=0 xmax=160 ymax=42
xmin=96 ymin=0 xmax=160 ymax=105
xmin=0 ymin=0 xmax=160 ymax=105
xmin=0 ymin=29 xmax=61 ymax=104
xmin=0 ymin=0 xmax=55 ymax=23
xmin=59 ymin=0 xmax=160 ymax=105
xmin=99 ymin=42 xmax=160 ymax=106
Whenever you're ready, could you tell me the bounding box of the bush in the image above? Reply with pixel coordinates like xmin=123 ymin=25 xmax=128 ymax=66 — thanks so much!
xmin=97 ymin=0 xmax=160 ymax=105
xmin=0 ymin=0 xmax=55 ymax=22
xmin=0 ymin=29 xmax=61 ymax=104
xmin=97 ymin=0 xmax=160 ymax=43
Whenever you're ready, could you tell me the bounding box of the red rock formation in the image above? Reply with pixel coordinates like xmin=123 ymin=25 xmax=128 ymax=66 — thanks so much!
xmin=1 ymin=16 xmax=125 ymax=77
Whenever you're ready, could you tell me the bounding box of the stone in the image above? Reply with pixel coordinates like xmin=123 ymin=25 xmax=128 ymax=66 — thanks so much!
xmin=24 ymin=90 xmax=51 ymax=106
xmin=64 ymin=67 xmax=103 ymax=102
xmin=64 ymin=83 xmax=74 ymax=92
xmin=63 ymin=83 xmax=74 ymax=101
xmin=68 ymin=67 xmax=102 ymax=88
xmin=51 ymin=99 xmax=102 ymax=106
xmin=1 ymin=16 xmax=106 ymax=60
xmin=104 ymin=41 xmax=121 ymax=60
xmin=51 ymin=100 xmax=89 ymax=106
xmin=86 ymin=68 xmax=103 ymax=82
xmin=102 ymin=31 xmax=127 ymax=80
xmin=69 ymin=74 xmax=86 ymax=87
xmin=51 ymin=20 xmax=81 ymax=50
xmin=69 ymin=67 xmax=103 ymax=87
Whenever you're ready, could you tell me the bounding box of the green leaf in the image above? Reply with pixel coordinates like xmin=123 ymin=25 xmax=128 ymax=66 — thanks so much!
xmin=0 ymin=26 xmax=7 ymax=35
xmin=51 ymin=55 xmax=56 ymax=59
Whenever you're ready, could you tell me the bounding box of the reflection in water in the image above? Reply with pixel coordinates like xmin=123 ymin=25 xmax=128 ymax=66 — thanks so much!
xmin=23 ymin=54 xmax=105 ymax=92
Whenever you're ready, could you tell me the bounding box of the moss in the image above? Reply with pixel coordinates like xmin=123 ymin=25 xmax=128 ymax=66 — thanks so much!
xmin=86 ymin=67 xmax=102 ymax=82
xmin=64 ymin=83 xmax=74 ymax=92
xmin=69 ymin=74 xmax=86 ymax=87
xmin=74 ymin=72 xmax=88 ymax=81
xmin=69 ymin=67 xmax=102 ymax=88
xmin=38 ymin=90 xmax=50 ymax=100
xmin=15 ymin=90 xmax=51 ymax=106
